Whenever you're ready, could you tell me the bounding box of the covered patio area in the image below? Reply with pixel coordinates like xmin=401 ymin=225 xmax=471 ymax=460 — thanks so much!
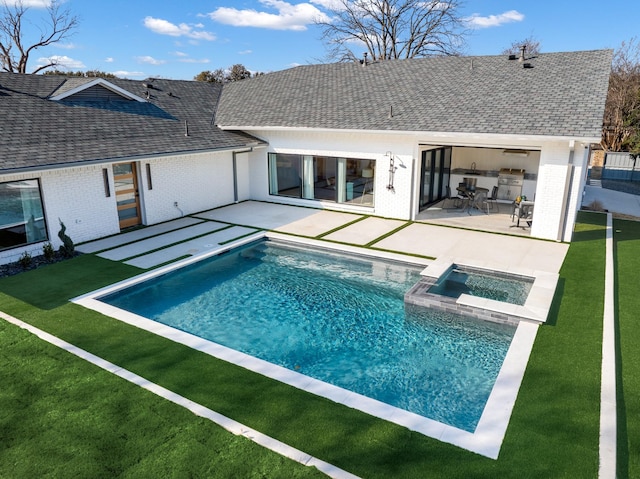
xmin=416 ymin=198 xmax=533 ymax=237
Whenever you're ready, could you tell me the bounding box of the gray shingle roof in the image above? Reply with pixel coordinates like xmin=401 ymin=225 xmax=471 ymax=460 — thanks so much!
xmin=0 ymin=74 xmax=264 ymax=173
xmin=216 ymin=50 xmax=612 ymax=139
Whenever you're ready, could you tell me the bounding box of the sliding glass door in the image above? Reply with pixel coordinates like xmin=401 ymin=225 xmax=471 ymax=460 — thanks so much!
xmin=419 ymin=147 xmax=451 ymax=210
xmin=268 ymin=153 xmax=375 ymax=206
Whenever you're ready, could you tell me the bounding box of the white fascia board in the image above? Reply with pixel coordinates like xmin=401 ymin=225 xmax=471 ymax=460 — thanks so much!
xmin=50 ymin=78 xmax=148 ymax=102
xmin=0 ymin=144 xmax=266 ymax=176
xmin=217 ymin=125 xmax=601 ymax=146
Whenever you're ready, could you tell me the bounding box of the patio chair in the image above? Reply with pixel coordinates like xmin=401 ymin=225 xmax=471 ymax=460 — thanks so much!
xmin=469 ymin=188 xmax=489 ymax=214
xmin=510 ymin=201 xmax=534 ymax=228
xmin=442 ymin=185 xmax=464 ymax=209
xmin=482 ymin=186 xmax=499 ymax=214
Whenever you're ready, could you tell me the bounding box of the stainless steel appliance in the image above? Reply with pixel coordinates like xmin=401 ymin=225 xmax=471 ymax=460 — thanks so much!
xmin=497 ymin=168 xmax=524 ymax=201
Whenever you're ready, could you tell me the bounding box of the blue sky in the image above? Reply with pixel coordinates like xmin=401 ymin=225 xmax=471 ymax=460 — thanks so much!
xmin=15 ymin=0 xmax=640 ymax=79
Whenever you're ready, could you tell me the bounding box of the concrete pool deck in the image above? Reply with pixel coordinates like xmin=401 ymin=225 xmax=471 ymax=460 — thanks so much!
xmin=78 ymin=201 xmax=569 ymax=275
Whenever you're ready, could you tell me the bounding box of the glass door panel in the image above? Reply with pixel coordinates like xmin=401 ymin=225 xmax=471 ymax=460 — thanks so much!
xmin=419 ymin=147 xmax=452 ymax=210
xmin=113 ymin=162 xmax=141 ymax=229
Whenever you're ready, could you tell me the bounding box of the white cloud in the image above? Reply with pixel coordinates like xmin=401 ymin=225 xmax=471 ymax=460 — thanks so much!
xmin=56 ymin=43 xmax=77 ymax=50
xmin=172 ymin=51 xmax=189 ymax=57
xmin=136 ymin=55 xmax=166 ymax=65
xmin=143 ymin=16 xmax=216 ymax=41
xmin=36 ymin=55 xmax=85 ymax=69
xmin=112 ymin=70 xmax=146 ymax=78
xmin=3 ymin=0 xmax=51 ymax=7
xmin=177 ymin=58 xmax=211 ymax=64
xmin=238 ymin=49 xmax=253 ymax=55
xmin=105 ymin=57 xmax=114 ymax=63
xmin=309 ymin=0 xmax=343 ymax=9
xmin=465 ymin=10 xmax=524 ymax=29
xmin=207 ymin=0 xmax=331 ymax=31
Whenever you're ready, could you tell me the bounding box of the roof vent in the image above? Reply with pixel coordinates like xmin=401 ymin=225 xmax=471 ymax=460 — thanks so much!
xmin=523 ymin=63 xmax=533 ymax=69
xmin=142 ymin=82 xmax=154 ymax=89
xmin=518 ymin=45 xmax=526 ymax=62
xmin=362 ymin=52 xmax=368 ymax=67
xmin=508 ymin=54 xmax=517 ymax=60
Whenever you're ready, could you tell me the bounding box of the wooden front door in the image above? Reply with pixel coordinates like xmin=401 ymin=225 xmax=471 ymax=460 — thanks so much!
xmin=113 ymin=162 xmax=141 ymax=229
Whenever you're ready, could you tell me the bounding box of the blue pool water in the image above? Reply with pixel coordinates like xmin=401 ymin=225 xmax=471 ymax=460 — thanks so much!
xmin=101 ymin=240 xmax=516 ymax=432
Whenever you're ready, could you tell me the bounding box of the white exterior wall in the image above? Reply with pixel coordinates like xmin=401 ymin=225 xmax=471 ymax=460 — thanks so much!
xmin=243 ymin=128 xmax=591 ymax=242
xmin=530 ymin=142 xmax=572 ymax=241
xmin=0 ymin=150 xmax=236 ymax=265
xmin=139 ymin=151 xmax=235 ymax=224
xmin=245 ymin=130 xmax=416 ymax=219
xmin=562 ymin=142 xmax=591 ymax=241
xmin=235 ymin=151 xmax=253 ymax=202
xmin=0 ymin=165 xmax=118 ymax=264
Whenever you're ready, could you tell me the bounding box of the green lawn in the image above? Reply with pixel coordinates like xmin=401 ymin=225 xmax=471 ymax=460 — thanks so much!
xmin=0 ymin=212 xmax=613 ymax=478
xmin=613 ymin=218 xmax=640 ymax=479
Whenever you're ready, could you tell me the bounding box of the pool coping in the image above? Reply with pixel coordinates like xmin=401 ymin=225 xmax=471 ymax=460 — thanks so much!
xmin=72 ymin=232 xmax=539 ymax=460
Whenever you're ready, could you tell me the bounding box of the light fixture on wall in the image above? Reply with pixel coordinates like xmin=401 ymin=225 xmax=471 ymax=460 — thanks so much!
xmin=502 ymin=149 xmax=530 ymax=157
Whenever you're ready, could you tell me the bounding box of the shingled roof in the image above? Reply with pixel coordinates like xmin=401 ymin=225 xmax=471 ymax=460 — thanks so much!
xmin=0 ymin=74 xmax=264 ymax=174
xmin=216 ymin=50 xmax=612 ymax=139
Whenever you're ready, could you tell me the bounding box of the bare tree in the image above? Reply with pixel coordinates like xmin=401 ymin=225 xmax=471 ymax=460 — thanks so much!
xmin=0 ymin=0 xmax=79 ymax=74
xmin=601 ymin=37 xmax=640 ymax=153
xmin=501 ymin=36 xmax=541 ymax=57
xmin=315 ymin=0 xmax=467 ymax=62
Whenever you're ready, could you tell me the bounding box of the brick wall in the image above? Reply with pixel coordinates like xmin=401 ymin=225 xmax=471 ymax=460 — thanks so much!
xmin=0 ymin=151 xmax=236 ymax=265
xmin=530 ymin=143 xmax=571 ymax=241
xmin=140 ymin=151 xmax=235 ymax=224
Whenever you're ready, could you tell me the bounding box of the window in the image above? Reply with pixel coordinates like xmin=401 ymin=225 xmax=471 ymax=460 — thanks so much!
xmin=268 ymin=153 xmax=374 ymax=206
xmin=0 ymin=179 xmax=48 ymax=250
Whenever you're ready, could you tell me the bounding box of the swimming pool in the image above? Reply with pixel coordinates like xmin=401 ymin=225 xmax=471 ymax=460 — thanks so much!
xmin=98 ymin=240 xmax=516 ymax=432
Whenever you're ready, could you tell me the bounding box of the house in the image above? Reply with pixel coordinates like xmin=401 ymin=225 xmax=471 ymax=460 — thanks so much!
xmin=0 ymin=74 xmax=265 ymax=265
xmin=0 ymin=49 xmax=612 ymax=265
xmin=215 ymin=50 xmax=612 ymax=243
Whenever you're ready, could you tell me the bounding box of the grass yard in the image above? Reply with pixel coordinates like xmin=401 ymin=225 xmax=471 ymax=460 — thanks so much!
xmin=0 ymin=212 xmax=611 ymax=478
xmin=613 ymin=218 xmax=640 ymax=479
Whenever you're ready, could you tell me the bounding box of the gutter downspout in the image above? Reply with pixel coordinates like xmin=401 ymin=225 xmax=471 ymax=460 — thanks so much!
xmin=232 ymin=148 xmax=253 ymax=203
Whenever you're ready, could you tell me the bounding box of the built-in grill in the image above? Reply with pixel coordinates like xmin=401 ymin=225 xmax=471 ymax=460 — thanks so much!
xmin=497 ymin=168 xmax=524 ymax=201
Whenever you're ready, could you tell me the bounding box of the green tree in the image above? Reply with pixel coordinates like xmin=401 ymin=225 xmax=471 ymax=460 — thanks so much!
xmin=193 ymin=68 xmax=225 ymax=83
xmin=43 ymin=70 xmax=117 ymax=78
xmin=194 ymin=64 xmax=254 ymax=83
xmin=315 ymin=0 xmax=467 ymax=62
xmin=0 ymin=0 xmax=79 ymax=73
xmin=227 ymin=63 xmax=252 ymax=82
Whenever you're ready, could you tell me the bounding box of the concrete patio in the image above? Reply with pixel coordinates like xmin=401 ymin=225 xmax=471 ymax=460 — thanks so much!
xmin=78 ymin=201 xmax=569 ymax=275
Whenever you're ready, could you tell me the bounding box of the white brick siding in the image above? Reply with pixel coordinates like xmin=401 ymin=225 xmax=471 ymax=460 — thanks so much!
xmin=140 ymin=151 xmax=235 ymax=224
xmin=1 ymin=150 xmax=236 ymax=265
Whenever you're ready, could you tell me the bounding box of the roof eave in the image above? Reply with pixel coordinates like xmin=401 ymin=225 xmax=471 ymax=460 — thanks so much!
xmin=217 ymin=124 xmax=602 ymax=145
xmin=0 ymin=142 xmax=267 ymax=176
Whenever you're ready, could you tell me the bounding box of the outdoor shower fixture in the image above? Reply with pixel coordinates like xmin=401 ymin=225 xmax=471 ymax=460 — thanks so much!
xmin=386 ymin=151 xmax=396 ymax=191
